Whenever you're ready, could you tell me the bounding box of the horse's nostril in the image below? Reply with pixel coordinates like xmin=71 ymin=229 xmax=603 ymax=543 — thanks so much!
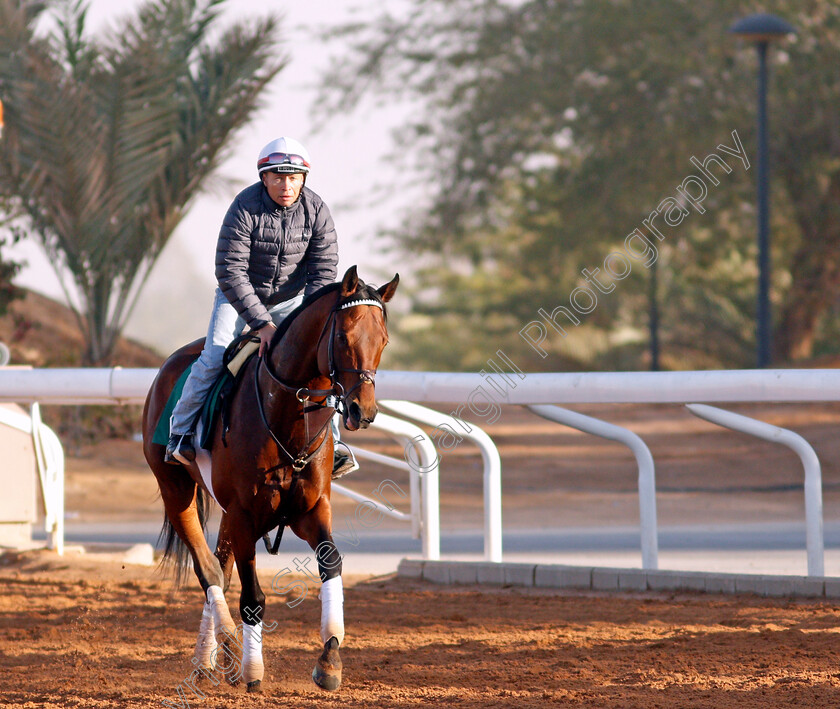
xmin=349 ymin=401 xmax=362 ymax=421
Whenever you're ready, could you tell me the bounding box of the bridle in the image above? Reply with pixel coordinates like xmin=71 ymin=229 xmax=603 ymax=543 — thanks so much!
xmin=326 ymin=297 xmax=383 ymax=400
xmin=254 ymin=292 xmax=385 ymax=472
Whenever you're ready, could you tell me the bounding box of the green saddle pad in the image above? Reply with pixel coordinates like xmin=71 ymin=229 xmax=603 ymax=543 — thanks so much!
xmin=152 ymin=363 xmax=234 ymax=450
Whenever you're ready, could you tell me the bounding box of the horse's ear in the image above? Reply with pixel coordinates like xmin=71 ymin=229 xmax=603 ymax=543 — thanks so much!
xmin=340 ymin=265 xmax=359 ymax=297
xmin=377 ymin=273 xmax=399 ymax=303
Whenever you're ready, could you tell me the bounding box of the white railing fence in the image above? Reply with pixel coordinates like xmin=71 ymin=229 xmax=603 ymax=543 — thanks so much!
xmin=4 ymin=368 xmax=840 ymax=405
xmin=528 ymin=404 xmax=659 ymax=570
xmin=0 ymin=367 xmax=838 ymax=574
xmin=340 ymin=411 xmax=441 ymax=560
xmin=379 ymin=400 xmax=503 ymax=563
xmin=686 ymin=403 xmax=824 ymax=576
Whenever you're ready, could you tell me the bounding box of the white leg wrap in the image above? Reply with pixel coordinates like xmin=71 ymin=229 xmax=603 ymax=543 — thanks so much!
xmin=242 ymin=622 xmax=265 ymax=684
xmin=206 ymin=585 xmax=236 ymax=639
xmin=193 ymin=602 xmax=217 ymax=669
xmin=320 ymin=576 xmax=345 ymax=645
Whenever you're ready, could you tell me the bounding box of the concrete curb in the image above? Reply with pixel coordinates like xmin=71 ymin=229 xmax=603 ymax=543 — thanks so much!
xmin=397 ymin=559 xmax=840 ymax=599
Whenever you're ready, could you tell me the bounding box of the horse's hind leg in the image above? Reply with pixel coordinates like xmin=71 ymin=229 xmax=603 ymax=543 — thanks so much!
xmin=152 ymin=464 xmax=237 ymax=678
xmin=214 ymin=512 xmax=236 ymax=593
xmin=209 ymin=511 xmax=242 ymax=683
xmin=292 ymin=497 xmax=344 ymax=691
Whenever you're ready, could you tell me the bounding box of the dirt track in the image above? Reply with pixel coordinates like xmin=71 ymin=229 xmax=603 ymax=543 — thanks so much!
xmin=5 ymin=402 xmax=840 ymax=706
xmin=2 ymin=549 xmax=840 ymax=708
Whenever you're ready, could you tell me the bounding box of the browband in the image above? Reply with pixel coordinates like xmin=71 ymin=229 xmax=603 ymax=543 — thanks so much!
xmin=339 ymin=298 xmax=383 ymax=311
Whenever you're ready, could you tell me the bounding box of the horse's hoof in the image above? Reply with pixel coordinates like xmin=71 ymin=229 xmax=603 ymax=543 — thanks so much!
xmin=214 ymin=637 xmax=241 ymax=686
xmin=246 ymin=680 xmax=262 ymax=693
xmin=312 ymin=636 xmax=342 ymax=691
xmin=194 ymin=667 xmax=213 ymax=683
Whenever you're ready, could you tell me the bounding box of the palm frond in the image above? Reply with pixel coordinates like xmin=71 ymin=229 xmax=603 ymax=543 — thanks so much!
xmin=0 ymin=0 xmax=285 ymax=363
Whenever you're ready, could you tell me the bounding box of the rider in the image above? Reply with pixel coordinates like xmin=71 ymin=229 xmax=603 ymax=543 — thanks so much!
xmin=165 ymin=137 xmax=356 ymax=476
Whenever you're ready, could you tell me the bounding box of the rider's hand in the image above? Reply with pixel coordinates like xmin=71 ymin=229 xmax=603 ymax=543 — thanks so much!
xmin=257 ymin=322 xmax=277 ymax=357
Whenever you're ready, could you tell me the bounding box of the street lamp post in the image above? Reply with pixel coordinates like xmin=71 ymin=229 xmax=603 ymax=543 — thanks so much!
xmin=730 ymin=13 xmax=795 ymax=368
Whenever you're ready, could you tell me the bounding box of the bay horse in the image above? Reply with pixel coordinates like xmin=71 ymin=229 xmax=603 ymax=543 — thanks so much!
xmin=141 ymin=266 xmax=398 ymax=693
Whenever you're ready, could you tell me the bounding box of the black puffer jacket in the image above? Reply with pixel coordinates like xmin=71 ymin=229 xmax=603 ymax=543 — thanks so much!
xmin=215 ymin=182 xmax=338 ymax=329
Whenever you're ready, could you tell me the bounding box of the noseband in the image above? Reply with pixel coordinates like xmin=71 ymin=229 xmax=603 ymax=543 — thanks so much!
xmin=254 ymin=293 xmax=384 ymax=471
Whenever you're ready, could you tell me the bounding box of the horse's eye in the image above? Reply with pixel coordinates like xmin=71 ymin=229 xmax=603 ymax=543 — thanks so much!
xmin=337 ymin=332 xmax=349 ymax=344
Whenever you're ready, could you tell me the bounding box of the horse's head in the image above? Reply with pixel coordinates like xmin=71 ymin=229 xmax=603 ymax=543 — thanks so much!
xmin=322 ymin=266 xmax=399 ymax=431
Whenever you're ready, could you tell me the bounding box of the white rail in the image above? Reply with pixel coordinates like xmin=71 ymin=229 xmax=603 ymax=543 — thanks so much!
xmin=0 ymin=368 xmax=835 ymax=574
xmin=380 ymin=400 xmax=503 ymax=562
xmin=528 ymin=405 xmax=659 ymax=570
xmin=686 ymin=404 xmax=824 ymax=577
xmin=3 ymin=368 xmax=840 ymax=405
xmin=341 ymin=411 xmax=441 ymax=559
xmin=378 ymin=369 xmax=840 ymax=404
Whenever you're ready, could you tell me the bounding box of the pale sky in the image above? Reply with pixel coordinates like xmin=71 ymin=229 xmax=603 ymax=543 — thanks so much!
xmin=9 ymin=0 xmax=418 ymax=353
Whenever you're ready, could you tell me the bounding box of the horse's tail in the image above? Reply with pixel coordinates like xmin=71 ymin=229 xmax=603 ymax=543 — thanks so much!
xmin=156 ymin=486 xmax=211 ymax=587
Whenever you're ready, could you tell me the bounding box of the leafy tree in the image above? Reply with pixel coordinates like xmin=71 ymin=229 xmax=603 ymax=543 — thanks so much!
xmin=0 ymin=231 xmax=22 ymax=317
xmin=322 ymin=0 xmax=836 ymax=370
xmin=0 ymin=0 xmax=284 ymax=364
xmin=0 ymin=185 xmax=23 ymax=318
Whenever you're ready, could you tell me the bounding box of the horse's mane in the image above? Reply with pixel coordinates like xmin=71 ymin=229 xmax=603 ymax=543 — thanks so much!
xmin=269 ymin=279 xmax=387 ymax=348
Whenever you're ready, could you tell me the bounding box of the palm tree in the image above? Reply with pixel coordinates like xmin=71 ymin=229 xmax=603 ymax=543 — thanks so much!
xmin=0 ymin=0 xmax=285 ymax=364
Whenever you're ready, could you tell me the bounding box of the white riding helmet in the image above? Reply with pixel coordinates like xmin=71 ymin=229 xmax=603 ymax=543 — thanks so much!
xmin=257 ymin=137 xmax=311 ymax=175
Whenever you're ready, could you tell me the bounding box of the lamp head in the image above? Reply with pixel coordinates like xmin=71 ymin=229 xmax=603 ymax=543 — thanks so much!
xmin=730 ymin=13 xmax=796 ymax=44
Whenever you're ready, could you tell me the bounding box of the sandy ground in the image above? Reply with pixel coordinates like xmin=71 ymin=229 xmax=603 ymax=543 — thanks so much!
xmin=5 ymin=402 xmax=840 ymax=707
xmin=2 ymin=549 xmax=840 ymax=708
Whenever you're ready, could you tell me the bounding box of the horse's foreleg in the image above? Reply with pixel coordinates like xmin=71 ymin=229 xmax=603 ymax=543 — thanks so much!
xmin=292 ymin=497 xmax=343 ymax=691
xmin=317 ymin=547 xmax=344 ymax=648
xmin=228 ymin=512 xmax=266 ymax=693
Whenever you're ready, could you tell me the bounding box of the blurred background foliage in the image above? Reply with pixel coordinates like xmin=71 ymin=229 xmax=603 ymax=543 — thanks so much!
xmin=321 ymin=0 xmax=840 ymax=372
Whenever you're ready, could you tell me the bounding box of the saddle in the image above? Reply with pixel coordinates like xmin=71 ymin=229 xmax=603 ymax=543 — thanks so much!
xmin=152 ymin=334 xmax=260 ymax=450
